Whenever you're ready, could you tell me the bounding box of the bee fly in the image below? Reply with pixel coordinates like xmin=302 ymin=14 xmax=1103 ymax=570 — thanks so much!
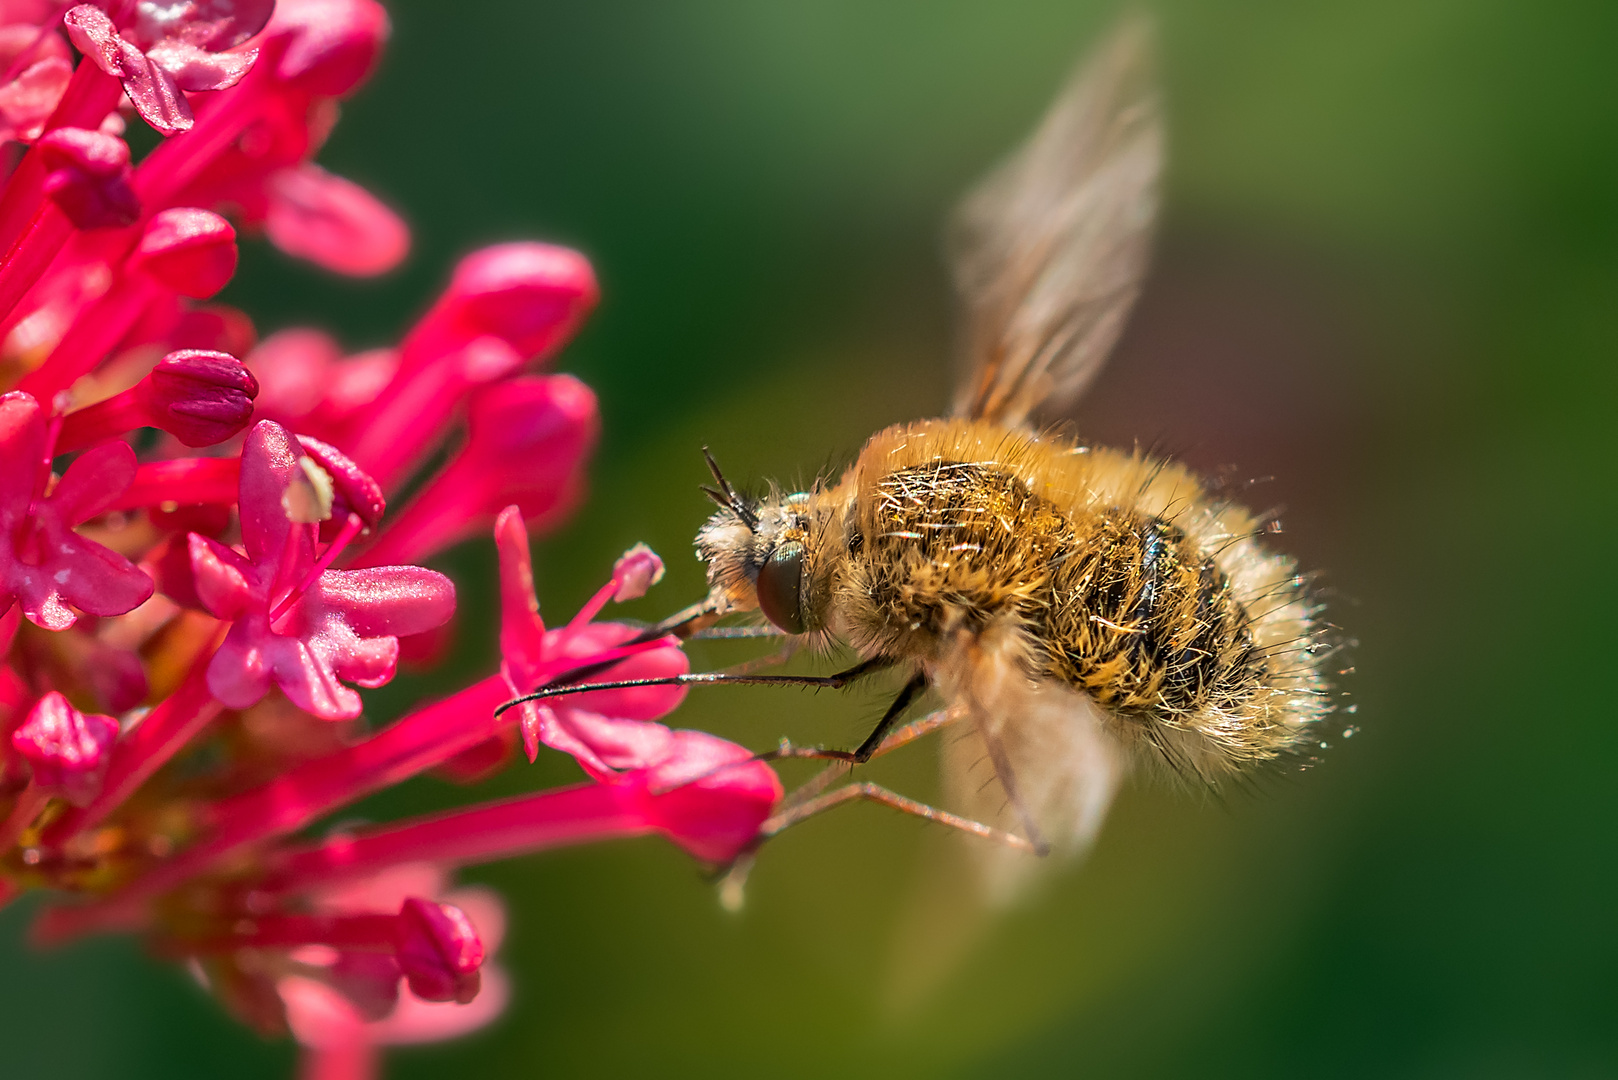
xmin=502 ymin=18 xmax=1337 ymax=901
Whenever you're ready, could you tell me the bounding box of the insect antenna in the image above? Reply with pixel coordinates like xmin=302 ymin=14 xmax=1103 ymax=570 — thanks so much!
xmin=700 ymin=445 xmax=758 ymax=529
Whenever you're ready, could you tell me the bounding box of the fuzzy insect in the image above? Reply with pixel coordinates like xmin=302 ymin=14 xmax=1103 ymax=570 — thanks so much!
xmin=504 ymin=17 xmax=1335 ymax=902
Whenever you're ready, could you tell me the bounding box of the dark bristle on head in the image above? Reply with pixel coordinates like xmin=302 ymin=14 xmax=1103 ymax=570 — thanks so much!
xmin=700 ymin=445 xmax=758 ymax=528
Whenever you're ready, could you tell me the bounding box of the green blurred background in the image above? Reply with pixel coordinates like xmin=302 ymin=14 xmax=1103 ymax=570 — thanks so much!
xmin=4 ymin=0 xmax=1616 ymax=1076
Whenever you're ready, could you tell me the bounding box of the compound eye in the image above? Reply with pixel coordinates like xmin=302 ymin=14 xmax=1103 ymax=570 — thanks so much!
xmin=756 ymin=541 xmax=807 ymax=634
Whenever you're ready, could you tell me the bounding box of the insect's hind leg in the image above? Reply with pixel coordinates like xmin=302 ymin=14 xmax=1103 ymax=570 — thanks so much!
xmin=759 ymin=781 xmax=1043 ymax=854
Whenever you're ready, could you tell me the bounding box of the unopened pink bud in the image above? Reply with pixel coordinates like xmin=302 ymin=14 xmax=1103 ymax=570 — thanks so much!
xmin=142 ymin=350 xmax=260 ymax=446
xmin=133 ymin=208 xmax=238 ymax=298
xmin=405 ymin=243 xmax=597 ymax=367
xmin=611 ymin=544 xmax=665 ymax=602
xmin=57 ymin=350 xmax=259 ymax=451
xmin=11 ymin=692 xmax=119 ymax=805
xmin=296 ymin=435 xmax=385 ymax=528
xmin=394 ymin=897 xmax=483 ymax=1004
xmin=263 ymin=162 xmax=408 ymax=277
xmin=37 ymin=127 xmax=130 ymax=176
xmin=37 ymin=127 xmax=139 ymax=229
xmin=271 ymin=0 xmax=391 ymax=96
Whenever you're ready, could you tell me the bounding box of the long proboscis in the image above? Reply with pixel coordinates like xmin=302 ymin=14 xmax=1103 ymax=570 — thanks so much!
xmin=493 ymin=669 xmax=868 ymax=720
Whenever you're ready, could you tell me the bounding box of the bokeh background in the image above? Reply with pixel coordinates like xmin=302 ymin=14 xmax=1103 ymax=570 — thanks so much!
xmin=3 ymin=0 xmax=1616 ymax=1076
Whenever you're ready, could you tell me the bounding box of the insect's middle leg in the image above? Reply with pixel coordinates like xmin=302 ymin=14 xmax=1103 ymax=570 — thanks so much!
xmin=772 ymin=671 xmax=928 ymax=766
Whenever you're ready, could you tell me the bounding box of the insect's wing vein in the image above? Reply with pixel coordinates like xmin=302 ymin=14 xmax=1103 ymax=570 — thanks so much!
xmin=948 ymin=14 xmax=1162 ymax=429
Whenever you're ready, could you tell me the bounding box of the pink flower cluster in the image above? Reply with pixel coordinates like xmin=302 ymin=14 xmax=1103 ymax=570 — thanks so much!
xmin=0 ymin=1 xmax=782 ymax=1075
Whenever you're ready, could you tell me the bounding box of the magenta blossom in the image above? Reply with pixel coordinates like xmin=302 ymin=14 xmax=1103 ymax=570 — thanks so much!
xmin=0 ymin=391 xmax=152 ymax=630
xmin=0 ymin=2 xmax=796 ymax=1076
xmin=191 ymin=420 xmax=454 ymax=719
xmin=64 ymin=1 xmax=271 ymax=136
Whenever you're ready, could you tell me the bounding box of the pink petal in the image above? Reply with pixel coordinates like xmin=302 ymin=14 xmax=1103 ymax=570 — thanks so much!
xmin=370 ymin=964 xmax=510 ymax=1047
xmin=263 ymin=163 xmax=408 ymax=277
xmin=494 ymin=506 xmax=546 ymax=685
xmin=0 ymin=57 xmax=73 ymax=142
xmin=62 ymin=5 xmax=122 ymax=76
xmin=39 ymin=528 xmax=155 ymax=618
xmin=536 ymin=709 xmax=675 ymax=783
xmin=279 ymin=974 xmax=380 ymax=1074
xmin=146 ymin=39 xmax=257 ymax=92
xmin=325 ymin=632 xmax=397 ymax=689
xmin=187 ymin=532 xmax=255 ymax=619
xmin=636 ymin=731 xmax=783 ymax=863
xmin=267 ymin=631 xmax=364 ymax=720
xmin=207 ymin=615 xmax=275 ymax=708
xmin=269 ymin=0 xmax=390 ymax=96
xmin=537 ymin=622 xmax=689 ymax=721
xmin=236 ymin=419 xmax=302 ymax=564
xmin=118 ymin=43 xmax=194 ymax=136
xmin=133 ymin=207 xmax=238 ymax=297
xmin=311 ymin=567 xmax=455 ymax=639
xmin=133 ymin=0 xmax=275 ymax=52
xmin=49 ymin=438 xmax=137 ymax=524
xmin=324 ymin=951 xmax=402 ymax=1023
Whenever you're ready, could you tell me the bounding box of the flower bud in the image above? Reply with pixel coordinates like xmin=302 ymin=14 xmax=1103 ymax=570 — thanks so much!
xmin=143 ymin=350 xmax=260 ymax=446
xmin=11 ymin=692 xmax=119 ymax=806
xmin=57 ymin=350 xmax=259 ymax=451
xmin=394 ymin=897 xmax=483 ymax=1004
xmin=37 ymin=127 xmax=140 ymax=229
xmin=133 ymin=208 xmax=239 ymax=298
xmin=271 ymin=0 xmax=391 ymax=96
xmin=402 ymin=244 xmax=598 ymax=368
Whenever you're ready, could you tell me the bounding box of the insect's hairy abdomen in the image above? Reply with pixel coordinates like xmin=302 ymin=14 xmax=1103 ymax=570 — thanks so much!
xmin=817 ymin=418 xmax=1330 ymax=777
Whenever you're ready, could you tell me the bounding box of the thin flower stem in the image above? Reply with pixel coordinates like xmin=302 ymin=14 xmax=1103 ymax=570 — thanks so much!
xmin=560 ymin=580 xmax=618 ymax=641
xmin=0 ymin=201 xmax=73 ymax=326
xmin=18 ymin=271 xmax=160 ymax=402
xmin=110 ymin=456 xmax=241 ymax=511
xmin=170 ymin=912 xmax=399 ymax=954
xmin=261 ymin=782 xmax=650 ymax=895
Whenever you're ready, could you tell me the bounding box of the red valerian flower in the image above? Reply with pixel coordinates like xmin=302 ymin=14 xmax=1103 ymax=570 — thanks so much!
xmin=0 ymin=392 xmax=153 ymax=630
xmin=63 ymin=1 xmax=272 ymax=136
xmin=192 ymin=420 xmax=453 ymax=719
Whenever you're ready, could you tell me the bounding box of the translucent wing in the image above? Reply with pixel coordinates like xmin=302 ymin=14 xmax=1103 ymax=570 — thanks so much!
xmin=948 ymin=16 xmax=1162 ymax=429
xmin=934 ymin=629 xmax=1127 ymax=905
